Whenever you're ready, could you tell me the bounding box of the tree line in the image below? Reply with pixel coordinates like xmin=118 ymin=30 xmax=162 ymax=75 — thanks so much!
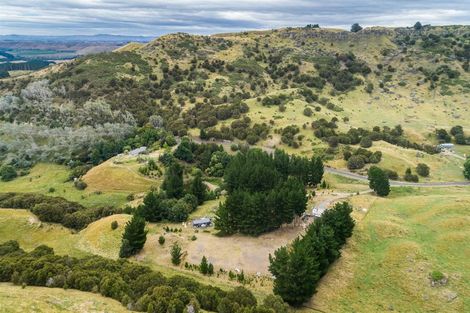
xmin=0 ymin=193 xmax=119 ymax=230
xmin=215 ymin=149 xmax=324 ymax=236
xmin=0 ymin=240 xmax=289 ymax=313
xmin=269 ymin=202 xmax=355 ymax=306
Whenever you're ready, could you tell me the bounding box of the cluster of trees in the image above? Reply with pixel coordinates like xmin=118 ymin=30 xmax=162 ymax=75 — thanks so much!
xmin=313 ymin=119 xmax=438 ymax=154
xmin=404 ymin=168 xmax=420 ymax=182
xmin=437 ymin=126 xmax=470 ymax=145
xmin=0 ymin=193 xmax=119 ymax=230
xmin=269 ymin=202 xmax=355 ymax=306
xmin=200 ymin=117 xmax=270 ymax=145
xmin=134 ymin=162 xmax=208 ymax=225
xmin=199 ymin=256 xmax=214 ymax=275
xmin=183 ymin=102 xmax=249 ymax=130
xmin=0 ymin=241 xmax=289 ymax=313
xmin=314 ymin=53 xmax=370 ymax=92
xmin=344 ymin=148 xmax=382 ymax=170
xmin=368 ymin=166 xmax=390 ymax=197
xmin=215 ymin=149 xmax=323 ymax=235
xmin=173 ymin=137 xmax=231 ymax=176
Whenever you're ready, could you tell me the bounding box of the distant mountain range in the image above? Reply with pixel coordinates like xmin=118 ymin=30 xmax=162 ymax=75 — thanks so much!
xmin=0 ymin=34 xmax=154 ymax=43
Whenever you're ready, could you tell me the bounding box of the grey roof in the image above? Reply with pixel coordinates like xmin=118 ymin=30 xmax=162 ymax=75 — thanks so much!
xmin=192 ymin=217 xmax=211 ymax=225
xmin=129 ymin=146 xmax=147 ymax=156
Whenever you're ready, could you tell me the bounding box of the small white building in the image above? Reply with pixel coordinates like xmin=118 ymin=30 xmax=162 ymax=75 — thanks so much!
xmin=437 ymin=143 xmax=454 ymax=151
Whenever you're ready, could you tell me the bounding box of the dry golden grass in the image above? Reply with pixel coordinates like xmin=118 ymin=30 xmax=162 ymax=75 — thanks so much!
xmin=0 ymin=283 xmax=128 ymax=313
xmin=83 ymin=156 xmax=158 ymax=193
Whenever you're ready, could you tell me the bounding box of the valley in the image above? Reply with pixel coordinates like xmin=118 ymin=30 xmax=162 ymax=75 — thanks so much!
xmin=0 ymin=23 xmax=469 ymax=313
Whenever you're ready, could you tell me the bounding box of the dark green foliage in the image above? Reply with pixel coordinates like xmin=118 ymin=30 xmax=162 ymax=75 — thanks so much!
xmin=350 ymin=23 xmax=363 ymax=33
xmin=189 ymin=171 xmax=207 ymax=205
xmin=171 ymin=242 xmax=183 ymax=265
xmin=199 ymin=256 xmax=210 ymax=275
xmin=404 ymin=168 xmax=419 ymax=182
xmin=436 ymin=129 xmax=451 ymax=143
xmin=216 ymin=149 xmax=320 ymax=236
xmin=303 ymin=107 xmax=313 ymax=117
xmin=174 ymin=137 xmax=194 ymax=162
xmin=137 ymin=191 xmax=196 ymax=223
xmin=0 ymin=192 xmax=119 ymax=230
xmin=111 ymin=221 xmax=119 ymax=230
xmin=0 ymin=165 xmax=17 ymax=181
xmin=313 ymin=120 xmax=438 ymax=154
xmin=158 ymin=235 xmax=165 ymax=245
xmin=464 ymin=159 xmax=470 ymax=180
xmin=347 ymin=155 xmax=365 ymax=170
xmin=384 ymin=169 xmax=399 ymax=180
xmin=416 ymin=163 xmax=430 ymax=177
xmin=0 ymin=241 xmax=277 ymax=312
xmin=360 ymin=136 xmax=372 ymax=148
xmin=162 ymin=162 xmax=184 ymax=199
xmin=368 ymin=166 xmax=390 ymax=197
xmin=414 ymin=21 xmax=423 ymax=30
xmin=73 ymin=179 xmax=88 ymax=190
xmin=269 ymin=202 xmax=354 ymax=306
xmin=119 ymin=214 xmax=147 ymax=258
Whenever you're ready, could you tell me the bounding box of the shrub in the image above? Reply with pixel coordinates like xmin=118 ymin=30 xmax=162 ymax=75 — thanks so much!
xmin=360 ymin=136 xmax=372 ymax=148
xmin=74 ymin=179 xmax=88 ymax=190
xmin=158 ymin=235 xmax=165 ymax=245
xmin=0 ymin=165 xmax=17 ymax=181
xmin=404 ymin=168 xmax=419 ymax=182
xmin=430 ymin=270 xmax=444 ymax=282
xmin=111 ymin=221 xmax=118 ymax=230
xmin=464 ymin=158 xmax=470 ymax=180
xmin=347 ymin=155 xmax=365 ymax=170
xmin=416 ymin=163 xmax=430 ymax=177
xmin=303 ymin=107 xmax=313 ymax=117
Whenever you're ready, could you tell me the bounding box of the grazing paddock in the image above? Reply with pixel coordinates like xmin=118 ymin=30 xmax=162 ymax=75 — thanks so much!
xmin=310 ymin=187 xmax=470 ymax=313
xmin=0 ymin=283 xmax=128 ymax=313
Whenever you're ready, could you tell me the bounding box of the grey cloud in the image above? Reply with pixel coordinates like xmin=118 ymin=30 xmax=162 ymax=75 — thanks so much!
xmin=0 ymin=0 xmax=468 ymax=36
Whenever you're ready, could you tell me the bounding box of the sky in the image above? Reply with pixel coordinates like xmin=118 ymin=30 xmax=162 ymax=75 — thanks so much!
xmin=0 ymin=0 xmax=469 ymax=36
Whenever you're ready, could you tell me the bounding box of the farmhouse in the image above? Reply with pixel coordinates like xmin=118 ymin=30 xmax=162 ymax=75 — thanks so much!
xmin=192 ymin=217 xmax=212 ymax=228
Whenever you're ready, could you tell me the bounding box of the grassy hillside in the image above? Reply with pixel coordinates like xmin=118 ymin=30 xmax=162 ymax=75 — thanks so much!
xmin=311 ymin=187 xmax=470 ymax=312
xmin=2 ymin=25 xmax=468 ymax=182
xmin=0 ymin=283 xmax=129 ymax=313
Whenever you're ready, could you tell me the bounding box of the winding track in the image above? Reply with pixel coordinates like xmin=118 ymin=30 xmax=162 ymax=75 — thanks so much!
xmin=190 ymin=137 xmax=470 ymax=187
xmin=324 ymin=166 xmax=470 ymax=187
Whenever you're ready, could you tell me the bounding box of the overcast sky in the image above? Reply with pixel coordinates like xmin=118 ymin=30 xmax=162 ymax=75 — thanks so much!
xmin=1 ymin=0 xmax=469 ymax=36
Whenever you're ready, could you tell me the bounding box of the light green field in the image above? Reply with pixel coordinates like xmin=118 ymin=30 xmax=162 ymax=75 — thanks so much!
xmin=311 ymin=187 xmax=470 ymax=312
xmin=0 ymin=158 xmax=160 ymax=208
xmin=0 ymin=283 xmax=128 ymax=313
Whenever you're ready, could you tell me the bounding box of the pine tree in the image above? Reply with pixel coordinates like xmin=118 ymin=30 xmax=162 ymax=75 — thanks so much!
xmin=119 ymin=214 xmax=147 ymax=258
xmin=207 ymin=263 xmax=214 ymax=275
xmin=189 ymin=171 xmax=207 ymax=205
xmin=170 ymin=242 xmax=183 ymax=265
xmin=308 ymin=156 xmax=324 ymax=186
xmin=200 ymin=256 xmax=209 ymax=274
xmin=139 ymin=191 xmax=166 ymax=222
xmin=269 ymin=239 xmax=319 ymax=306
xmin=174 ymin=137 xmax=194 ymax=162
xmin=162 ymin=162 xmax=184 ymax=198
